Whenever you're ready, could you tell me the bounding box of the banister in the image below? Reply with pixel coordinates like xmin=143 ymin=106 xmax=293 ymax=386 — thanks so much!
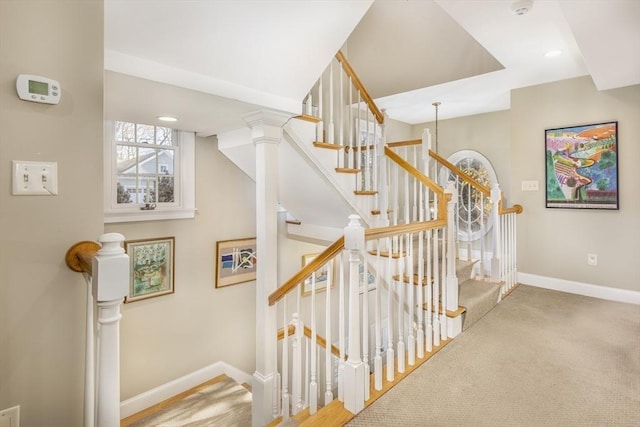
xmin=387 ymin=139 xmax=421 ymax=149
xmin=499 ymin=198 xmax=524 ymax=215
xmin=65 ymin=240 xmax=101 ymax=275
xmin=335 ymin=51 xmax=384 ymax=125
xmin=384 ymin=146 xmax=446 ymax=198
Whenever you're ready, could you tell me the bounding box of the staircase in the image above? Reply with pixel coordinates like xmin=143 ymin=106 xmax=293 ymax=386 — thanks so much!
xmin=219 ymin=51 xmax=523 ymax=427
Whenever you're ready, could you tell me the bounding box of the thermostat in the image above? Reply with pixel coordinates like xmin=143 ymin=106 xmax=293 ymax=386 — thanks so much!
xmin=16 ymin=74 xmax=61 ymax=104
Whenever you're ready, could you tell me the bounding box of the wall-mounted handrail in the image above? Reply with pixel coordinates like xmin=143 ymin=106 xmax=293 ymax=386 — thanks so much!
xmin=335 ymin=51 xmax=383 ymax=124
xmin=65 ymin=241 xmax=101 ymax=275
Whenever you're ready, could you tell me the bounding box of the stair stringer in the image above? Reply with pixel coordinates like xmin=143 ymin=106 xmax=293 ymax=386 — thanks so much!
xmin=284 ymin=119 xmax=375 ymax=228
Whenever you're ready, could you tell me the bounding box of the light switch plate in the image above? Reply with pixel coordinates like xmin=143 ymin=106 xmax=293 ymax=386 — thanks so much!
xmin=12 ymin=160 xmax=58 ymax=195
xmin=521 ymin=180 xmax=539 ymax=191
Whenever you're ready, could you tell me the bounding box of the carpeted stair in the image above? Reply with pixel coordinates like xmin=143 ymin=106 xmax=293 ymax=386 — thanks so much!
xmin=454 ymin=258 xmax=502 ymax=331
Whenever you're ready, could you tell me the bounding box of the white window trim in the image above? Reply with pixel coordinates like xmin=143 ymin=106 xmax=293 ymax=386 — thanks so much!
xmin=104 ymin=121 xmax=195 ymax=223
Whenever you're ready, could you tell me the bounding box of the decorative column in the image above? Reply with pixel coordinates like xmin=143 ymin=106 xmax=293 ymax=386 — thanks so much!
xmin=244 ymin=110 xmax=292 ymax=427
xmin=343 ymin=215 xmax=366 ymax=414
xmin=92 ymin=233 xmax=129 ymax=427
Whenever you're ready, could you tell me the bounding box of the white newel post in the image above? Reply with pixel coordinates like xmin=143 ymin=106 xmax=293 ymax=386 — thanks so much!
xmin=490 ymin=184 xmax=502 ymax=284
xmin=244 ymin=110 xmax=291 ymax=427
xmin=92 ymin=233 xmax=129 ymax=427
xmin=343 ymin=215 xmax=366 ymax=414
xmin=445 ymin=183 xmax=461 ymax=338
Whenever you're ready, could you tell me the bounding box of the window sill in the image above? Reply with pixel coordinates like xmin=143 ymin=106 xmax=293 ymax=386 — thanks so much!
xmin=104 ymin=208 xmax=196 ymax=224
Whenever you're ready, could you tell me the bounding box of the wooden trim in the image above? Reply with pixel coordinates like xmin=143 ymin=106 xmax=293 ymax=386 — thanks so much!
xmin=387 ymin=139 xmax=421 ymax=148
xmin=429 ymin=149 xmax=491 ymax=196
xmin=296 ymin=114 xmax=321 ymax=124
xmin=499 ymin=196 xmax=524 ymax=215
xmin=354 ymin=190 xmax=377 ymax=196
xmin=335 ymin=51 xmax=384 ymax=124
xmin=365 ymin=219 xmax=447 ymax=241
xmin=335 ymin=167 xmax=360 ymax=174
xmin=276 ymin=325 xmax=296 ymax=340
xmin=285 ymin=219 xmax=302 ymax=225
xmin=65 ymin=240 xmax=100 ymax=274
xmin=422 ymin=302 xmax=467 ymax=318
xmin=313 ymin=141 xmax=344 ymax=150
xmin=344 ymin=144 xmax=375 ymax=152
xmin=368 ymin=250 xmax=405 ymax=259
xmin=393 ymin=274 xmax=431 ymax=286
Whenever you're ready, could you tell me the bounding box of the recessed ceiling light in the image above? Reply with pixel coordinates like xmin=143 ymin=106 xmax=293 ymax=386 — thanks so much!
xmin=157 ymin=116 xmax=178 ymax=122
xmin=544 ymin=49 xmax=563 ymax=58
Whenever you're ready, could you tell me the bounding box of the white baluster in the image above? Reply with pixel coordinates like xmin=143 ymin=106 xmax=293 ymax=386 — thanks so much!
xmin=282 ymin=297 xmax=290 ymax=421
xmin=338 ymin=254 xmax=345 ymax=402
xmin=386 ymin=236 xmax=395 ymax=382
xmin=440 ymin=225 xmax=448 ymax=341
xmin=432 ymin=229 xmax=441 ymax=347
xmin=417 ymin=231 xmax=425 ymax=359
xmin=490 ymin=184 xmax=501 ymax=284
xmin=292 ymin=313 xmax=303 ymax=415
xmin=362 ymin=261 xmax=370 ymax=401
xmin=348 ymin=76 xmax=354 ymax=170
xmin=338 ymin=63 xmax=344 ymax=169
xmin=426 ymin=229 xmax=433 ymax=353
xmin=328 ymin=60 xmax=334 ymax=144
xmin=407 ymin=237 xmax=416 ymax=366
xmin=309 ymin=273 xmax=318 ymax=414
xmin=396 ymin=236 xmax=405 ymax=374
xmin=83 ymin=273 xmax=95 ymax=427
xmin=324 ymin=262 xmax=333 ymax=406
xmin=316 ymin=72 xmax=323 ymax=142
xmin=374 ymin=245 xmax=383 ymax=391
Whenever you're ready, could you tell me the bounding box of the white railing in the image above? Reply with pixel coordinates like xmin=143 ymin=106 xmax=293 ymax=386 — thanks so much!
xmin=65 ymin=234 xmax=129 ymax=427
xmin=386 ymin=131 xmax=523 ymax=293
xmin=267 ymin=149 xmax=458 ymax=424
xmin=302 ymin=52 xmax=384 ymax=211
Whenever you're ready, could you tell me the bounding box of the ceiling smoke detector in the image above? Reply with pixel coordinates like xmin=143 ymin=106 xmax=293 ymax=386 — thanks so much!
xmin=511 ymin=0 xmax=533 ymax=16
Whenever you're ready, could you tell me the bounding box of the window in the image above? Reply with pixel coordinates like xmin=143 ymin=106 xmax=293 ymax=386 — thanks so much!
xmin=104 ymin=120 xmax=195 ymax=223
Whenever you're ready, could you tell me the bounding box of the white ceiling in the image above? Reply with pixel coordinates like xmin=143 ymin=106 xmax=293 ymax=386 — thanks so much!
xmin=104 ymin=0 xmax=640 ymax=134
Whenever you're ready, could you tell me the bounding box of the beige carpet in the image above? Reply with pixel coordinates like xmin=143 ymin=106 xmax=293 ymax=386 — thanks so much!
xmin=128 ymin=376 xmax=252 ymax=427
xmin=348 ymin=285 xmax=640 ymax=426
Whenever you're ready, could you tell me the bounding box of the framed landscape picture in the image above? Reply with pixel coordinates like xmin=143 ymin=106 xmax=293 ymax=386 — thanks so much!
xmin=545 ymin=121 xmax=618 ymax=209
xmin=215 ymin=238 xmax=257 ymax=288
xmin=124 ymin=237 xmax=175 ymax=303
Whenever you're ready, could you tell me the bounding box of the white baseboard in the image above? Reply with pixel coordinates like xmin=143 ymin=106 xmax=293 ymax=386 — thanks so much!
xmin=518 ymin=272 xmax=640 ymax=305
xmin=120 ymin=361 xmax=253 ymax=418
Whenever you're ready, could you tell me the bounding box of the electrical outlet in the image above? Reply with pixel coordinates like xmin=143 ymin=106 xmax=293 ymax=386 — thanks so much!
xmin=587 ymin=253 xmax=598 ymax=266
xmin=0 ymin=405 xmax=20 ymax=427
xmin=521 ymin=180 xmax=539 ymax=191
xmin=12 ymin=160 xmax=58 ymax=195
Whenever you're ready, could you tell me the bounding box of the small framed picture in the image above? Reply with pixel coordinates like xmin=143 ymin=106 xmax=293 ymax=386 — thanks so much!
xmin=215 ymin=238 xmax=257 ymax=288
xmin=124 ymin=237 xmax=175 ymax=303
xmin=302 ymin=253 xmax=332 ymax=296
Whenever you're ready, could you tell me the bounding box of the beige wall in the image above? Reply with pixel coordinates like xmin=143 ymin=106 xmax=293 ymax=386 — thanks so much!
xmin=511 ymin=77 xmax=640 ymax=292
xmin=105 ymin=136 xmax=257 ymax=399
xmin=0 ymin=1 xmax=104 ymax=426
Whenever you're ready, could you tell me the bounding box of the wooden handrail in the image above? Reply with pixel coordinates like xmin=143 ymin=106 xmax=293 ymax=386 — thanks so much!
xmin=277 ymin=325 xmax=341 ymax=358
xmin=335 ymin=51 xmax=384 ymax=125
xmin=387 ymin=139 xmax=421 ymax=149
xmin=384 ymin=146 xmax=446 ymax=201
xmin=65 ymin=241 xmax=101 ymax=275
xmin=268 ymin=237 xmax=345 ymax=306
xmin=499 ymin=198 xmax=524 ymax=215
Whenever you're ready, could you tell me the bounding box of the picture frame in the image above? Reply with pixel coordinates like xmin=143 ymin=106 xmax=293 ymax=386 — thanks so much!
xmin=545 ymin=121 xmax=618 ymax=210
xmin=124 ymin=237 xmax=175 ymax=303
xmin=359 ymin=262 xmax=377 ymax=294
xmin=302 ymin=253 xmax=331 ymax=296
xmin=215 ymin=238 xmax=257 ymax=288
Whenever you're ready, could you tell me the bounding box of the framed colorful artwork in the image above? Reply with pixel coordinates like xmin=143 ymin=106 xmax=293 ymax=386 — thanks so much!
xmin=124 ymin=237 xmax=175 ymax=303
xmin=215 ymin=238 xmax=257 ymax=288
xmin=545 ymin=121 xmax=618 ymax=209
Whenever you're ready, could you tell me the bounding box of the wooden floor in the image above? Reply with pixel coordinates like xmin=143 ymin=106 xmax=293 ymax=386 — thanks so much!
xmin=120 ymin=374 xmax=230 ymax=427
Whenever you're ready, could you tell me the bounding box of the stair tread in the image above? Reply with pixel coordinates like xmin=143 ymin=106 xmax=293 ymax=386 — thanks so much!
xmin=458 ymin=278 xmax=502 ymax=331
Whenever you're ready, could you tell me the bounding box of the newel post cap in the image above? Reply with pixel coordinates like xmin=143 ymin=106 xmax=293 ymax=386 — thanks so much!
xmin=344 ymin=215 xmax=365 ymax=252
xmin=93 ymin=233 xmax=129 ymax=302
